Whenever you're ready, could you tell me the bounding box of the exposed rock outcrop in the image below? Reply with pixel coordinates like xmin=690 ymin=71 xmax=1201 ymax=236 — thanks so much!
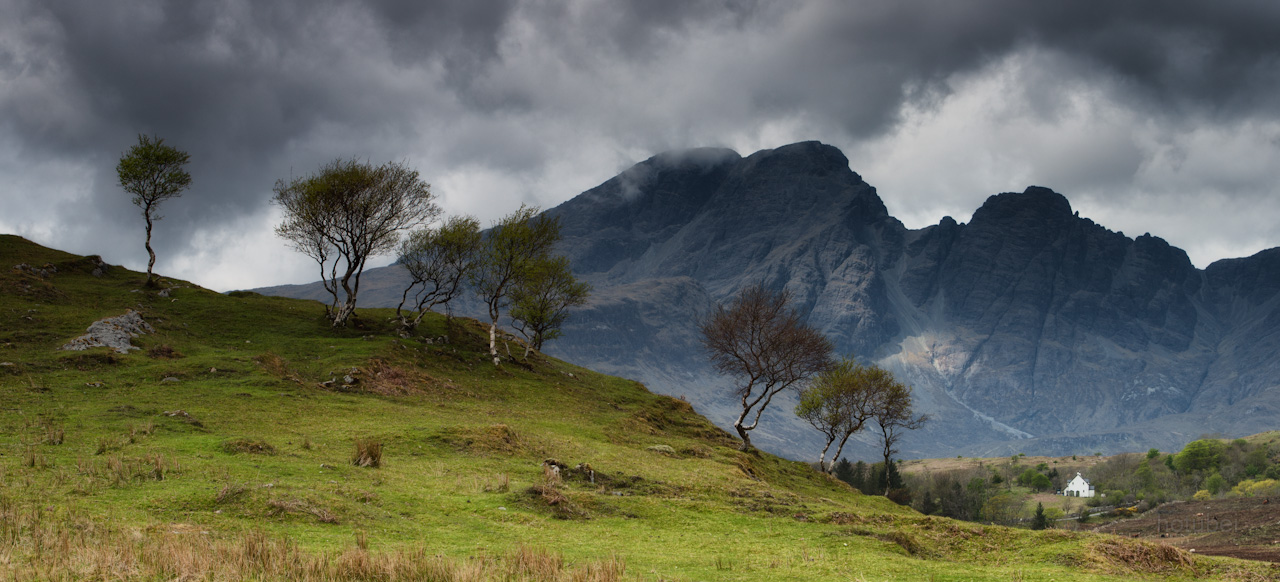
xmin=61 ymin=310 xmax=154 ymax=354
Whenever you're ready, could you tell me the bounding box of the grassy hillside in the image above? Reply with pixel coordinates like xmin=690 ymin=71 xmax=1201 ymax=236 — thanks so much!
xmin=0 ymin=234 xmax=1272 ymax=581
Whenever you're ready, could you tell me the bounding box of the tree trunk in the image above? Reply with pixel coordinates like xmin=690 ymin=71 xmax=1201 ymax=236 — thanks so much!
xmin=733 ymin=408 xmax=753 ymax=451
xmin=144 ymin=208 xmax=156 ymax=285
xmin=489 ymin=320 xmax=500 ymax=367
xmin=817 ymin=437 xmax=835 ymax=473
xmin=829 ymin=431 xmax=854 ymax=475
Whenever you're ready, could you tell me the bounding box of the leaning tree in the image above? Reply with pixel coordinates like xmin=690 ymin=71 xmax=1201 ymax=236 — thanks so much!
xmin=117 ymin=134 xmax=191 ymax=286
xmin=395 ymin=215 xmax=483 ymax=332
xmin=510 ymin=255 xmax=591 ymax=358
xmin=795 ymin=358 xmax=889 ymax=473
xmin=274 ymin=159 xmax=439 ymax=327
xmin=701 ymin=283 xmax=832 ymax=451
xmin=470 ymin=205 xmax=561 ymax=367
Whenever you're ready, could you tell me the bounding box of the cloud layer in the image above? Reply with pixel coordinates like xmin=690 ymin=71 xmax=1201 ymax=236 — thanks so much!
xmin=2 ymin=0 xmax=1279 ymax=289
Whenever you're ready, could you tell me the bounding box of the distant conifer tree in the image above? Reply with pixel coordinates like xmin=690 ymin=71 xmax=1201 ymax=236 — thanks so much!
xmin=1031 ymin=502 xmax=1048 ymax=530
xmin=833 ymin=458 xmax=855 ymax=485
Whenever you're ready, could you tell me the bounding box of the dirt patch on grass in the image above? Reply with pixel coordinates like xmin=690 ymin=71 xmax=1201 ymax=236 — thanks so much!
xmin=1087 ymin=538 xmax=1193 ymax=574
xmin=254 ymin=352 xmax=305 ymax=385
xmin=222 ymin=438 xmax=276 ymax=455
xmin=431 ymin=424 xmax=524 ymax=455
xmin=620 ymin=396 xmax=735 ymax=445
xmin=522 ymin=484 xmax=590 ymax=520
xmin=59 ymin=352 xmax=119 ymax=370
xmin=147 ymin=344 xmax=183 ymax=359
xmin=1095 ymin=497 xmax=1280 ymax=563
xmin=359 ymin=358 xmax=459 ymax=396
xmin=267 ymin=497 xmax=339 ymax=524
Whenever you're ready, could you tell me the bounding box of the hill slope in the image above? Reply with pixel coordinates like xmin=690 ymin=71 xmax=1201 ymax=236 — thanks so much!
xmin=255 ymin=141 xmax=1280 ymax=462
xmin=3 ymin=234 xmax=1273 ymax=580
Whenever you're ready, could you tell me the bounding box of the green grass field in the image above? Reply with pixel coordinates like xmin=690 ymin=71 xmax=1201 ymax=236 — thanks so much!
xmin=0 ymin=234 xmax=1272 ymax=581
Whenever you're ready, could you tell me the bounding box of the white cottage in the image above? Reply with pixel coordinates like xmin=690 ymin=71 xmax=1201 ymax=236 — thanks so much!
xmin=1062 ymin=472 xmax=1095 ymax=497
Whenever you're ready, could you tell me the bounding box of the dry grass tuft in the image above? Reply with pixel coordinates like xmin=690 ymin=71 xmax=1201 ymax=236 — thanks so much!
xmin=222 ymin=438 xmax=278 ymax=455
xmin=254 ymin=351 xmax=305 ymax=384
xmin=352 ymin=438 xmax=383 ymax=468
xmin=0 ymin=495 xmax=627 ymax=581
xmin=267 ymin=498 xmax=339 ymax=524
xmin=433 ymin=424 xmax=524 ymax=455
xmin=147 ymin=343 xmax=183 ymax=359
xmin=215 ymin=482 xmax=248 ymax=504
xmin=43 ymin=424 xmax=65 ymax=445
xmin=1089 ymin=537 xmax=1194 ymax=574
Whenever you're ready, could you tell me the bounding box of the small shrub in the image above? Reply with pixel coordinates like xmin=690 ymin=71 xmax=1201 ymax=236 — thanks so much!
xmin=44 ymin=426 xmax=64 ymax=445
xmin=352 ymin=438 xmax=382 ymax=468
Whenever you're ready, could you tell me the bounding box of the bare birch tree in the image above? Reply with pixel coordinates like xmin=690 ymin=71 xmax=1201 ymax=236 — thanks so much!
xmin=274 ymin=159 xmax=439 ymax=326
xmin=701 ymin=284 xmax=832 ymax=451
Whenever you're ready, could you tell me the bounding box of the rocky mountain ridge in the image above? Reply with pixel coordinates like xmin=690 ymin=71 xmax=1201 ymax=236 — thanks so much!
xmin=253 ymin=141 xmax=1280 ymax=461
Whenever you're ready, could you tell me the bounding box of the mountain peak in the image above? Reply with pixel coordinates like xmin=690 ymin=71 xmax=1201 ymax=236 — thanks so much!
xmin=742 ymin=140 xmax=858 ymax=180
xmin=975 ymin=186 xmax=1074 ymax=220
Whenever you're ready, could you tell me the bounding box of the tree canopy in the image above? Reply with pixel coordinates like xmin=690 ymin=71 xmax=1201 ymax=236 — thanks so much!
xmin=701 ymin=283 xmax=832 ymax=451
xmin=510 ymin=255 xmax=591 ymax=357
xmin=116 ymin=134 xmax=191 ymax=286
xmin=395 ymin=215 xmax=482 ymax=332
xmin=795 ymin=358 xmax=888 ymax=473
xmin=470 ymin=205 xmax=562 ymax=366
xmin=274 ymin=158 xmax=439 ymax=326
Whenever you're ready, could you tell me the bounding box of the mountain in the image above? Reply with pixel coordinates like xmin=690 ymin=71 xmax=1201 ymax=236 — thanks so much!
xmin=252 ymin=141 xmax=1280 ymax=461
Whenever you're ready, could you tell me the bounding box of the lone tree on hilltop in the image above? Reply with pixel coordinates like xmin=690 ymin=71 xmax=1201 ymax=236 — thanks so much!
xmin=470 ymin=205 xmax=561 ymax=367
xmin=795 ymin=357 xmax=888 ymax=473
xmin=117 ymin=134 xmax=191 ymax=286
xmin=395 ymin=215 xmax=483 ymax=333
xmin=701 ymin=283 xmax=832 ymax=451
xmin=274 ymin=159 xmax=439 ymax=327
xmin=871 ymin=379 xmax=928 ymax=494
xmin=510 ymin=255 xmax=591 ymax=358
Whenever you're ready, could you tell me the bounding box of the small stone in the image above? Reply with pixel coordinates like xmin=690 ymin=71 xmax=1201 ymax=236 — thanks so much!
xmin=161 ymin=377 xmax=180 ymax=383
xmin=646 ymin=444 xmax=677 ymax=455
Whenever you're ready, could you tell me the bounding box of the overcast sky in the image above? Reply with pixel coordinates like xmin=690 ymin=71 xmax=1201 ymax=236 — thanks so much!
xmin=3 ymin=0 xmax=1279 ymax=291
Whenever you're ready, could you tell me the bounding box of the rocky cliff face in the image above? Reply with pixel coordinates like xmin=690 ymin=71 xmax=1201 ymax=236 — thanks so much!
xmin=253 ymin=141 xmax=1280 ymax=461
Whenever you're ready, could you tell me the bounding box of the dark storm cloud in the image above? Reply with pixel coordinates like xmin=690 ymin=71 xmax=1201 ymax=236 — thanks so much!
xmin=1 ymin=0 xmax=1278 ymax=288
